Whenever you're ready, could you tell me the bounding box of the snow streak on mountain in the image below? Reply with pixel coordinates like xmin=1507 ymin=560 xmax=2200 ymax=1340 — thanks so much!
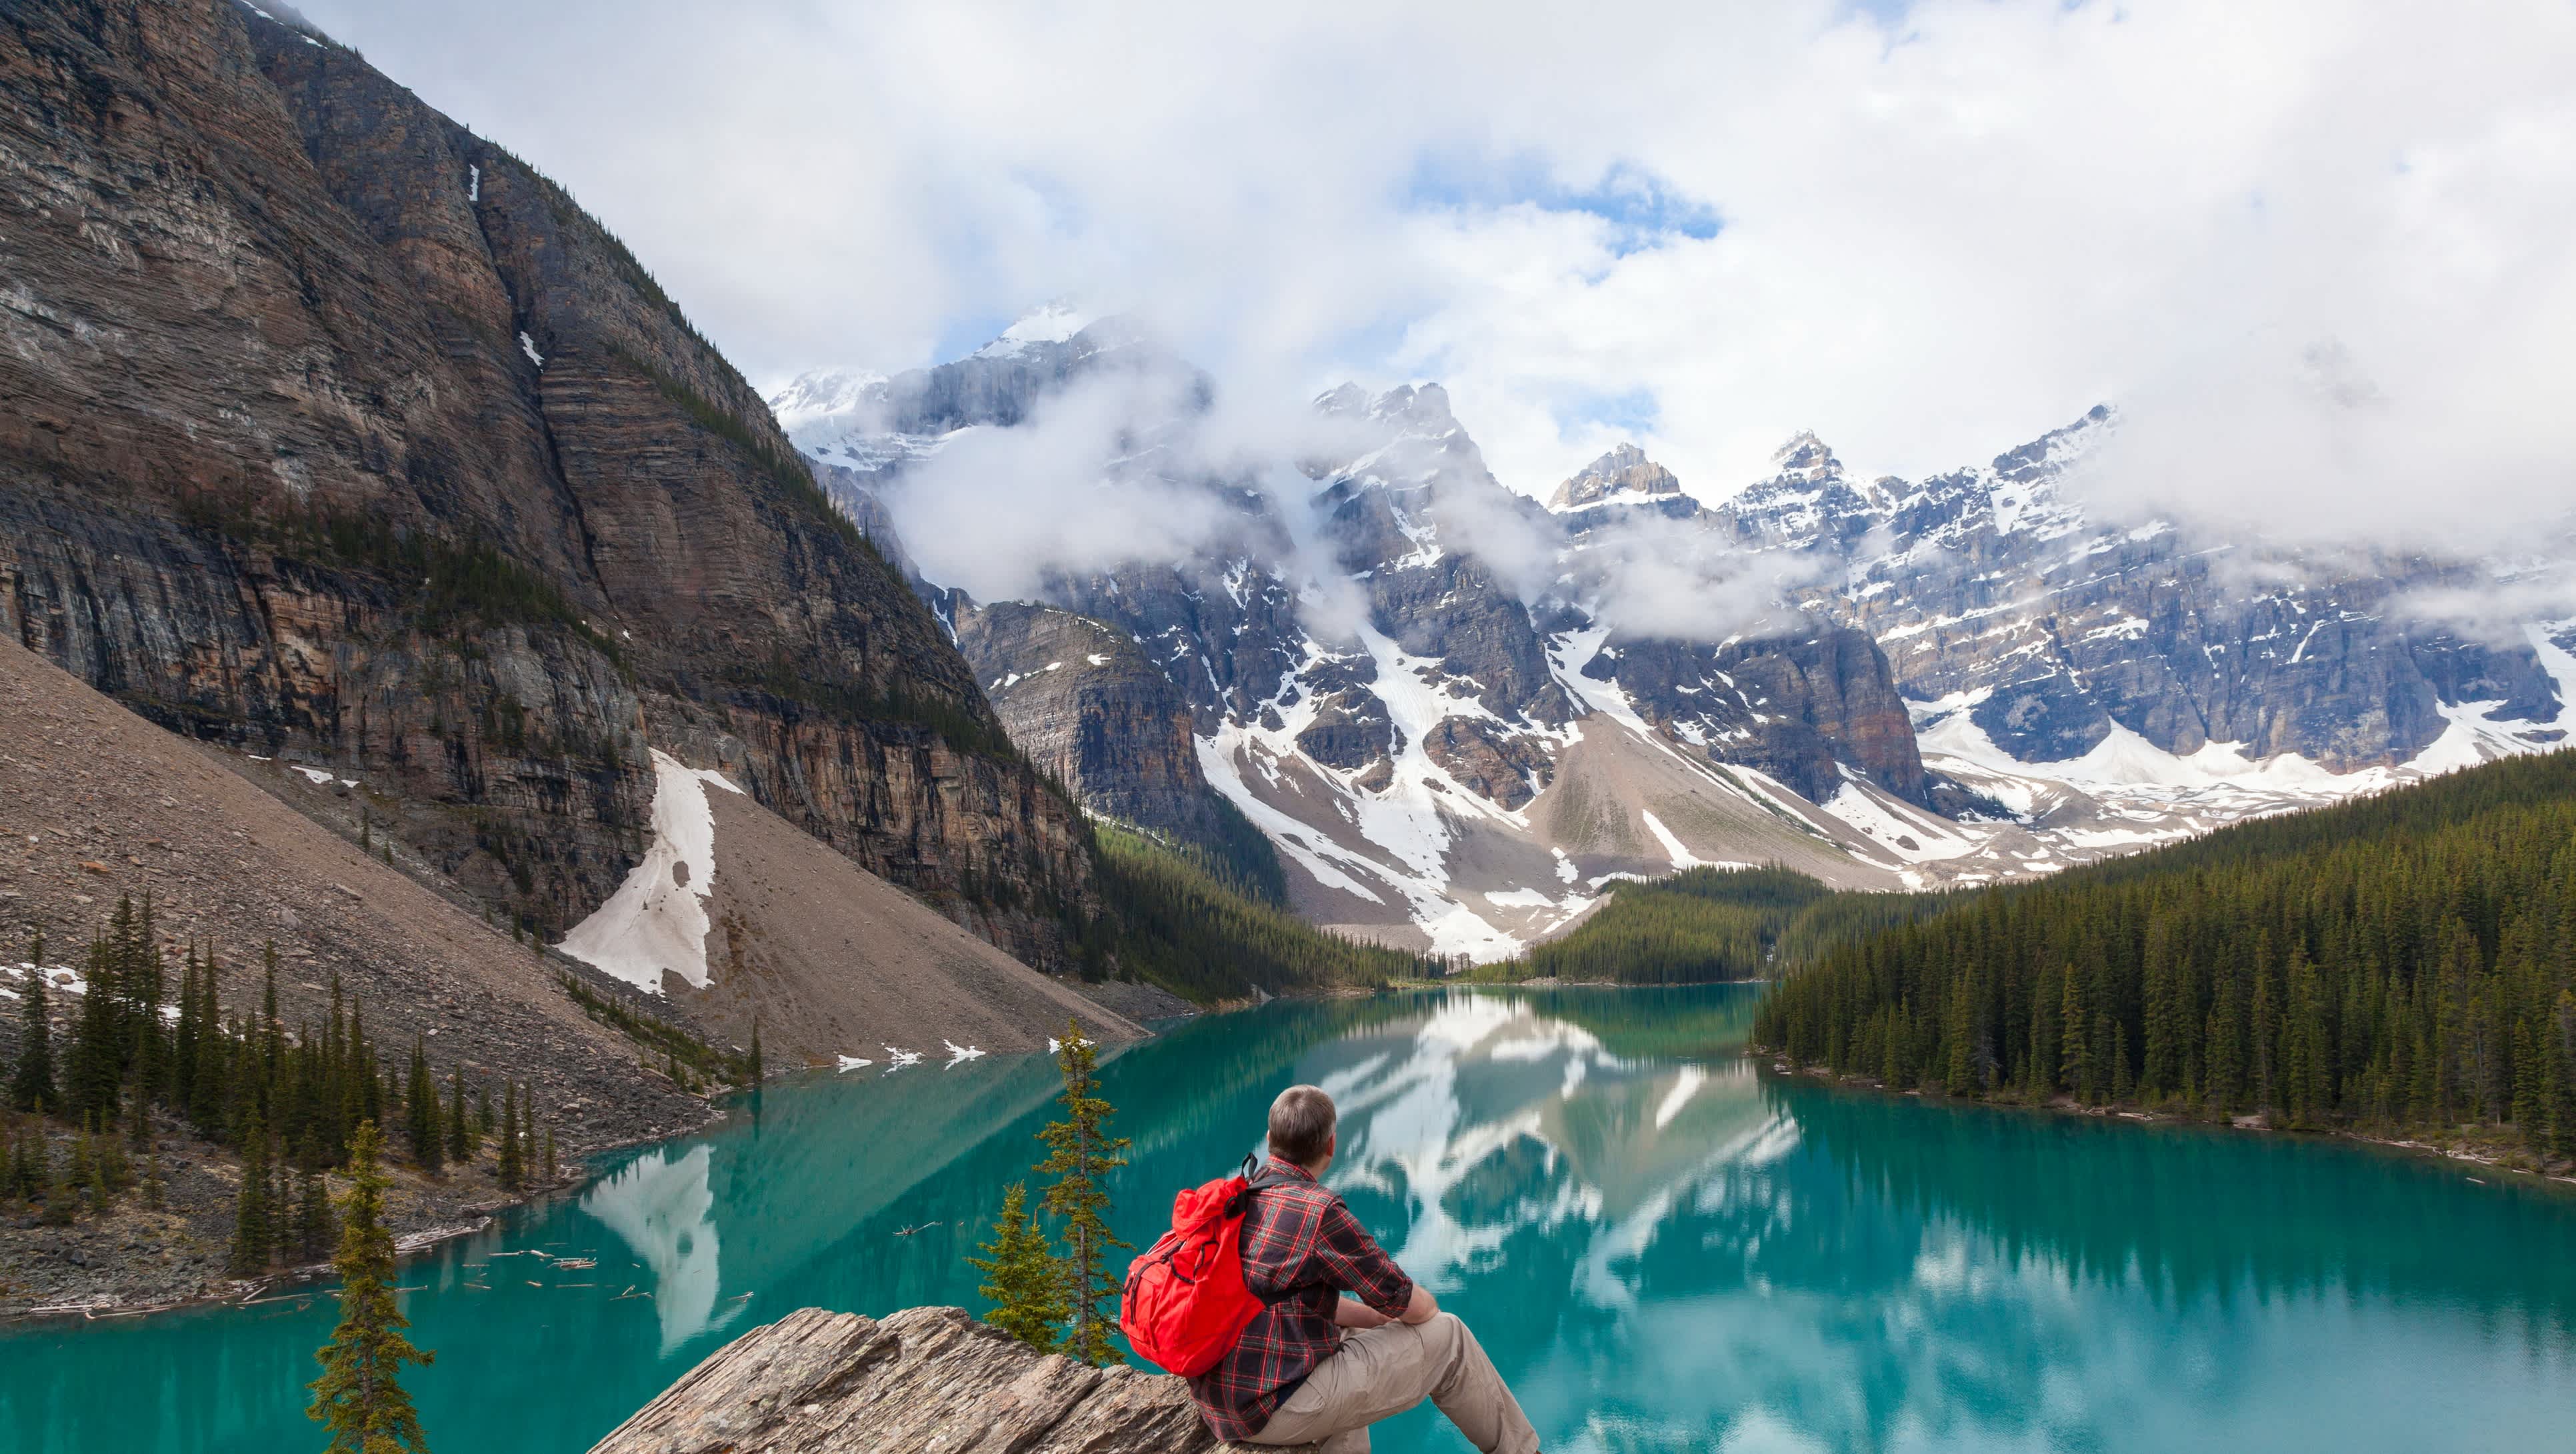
xmin=767 ymin=309 xmax=2576 ymax=961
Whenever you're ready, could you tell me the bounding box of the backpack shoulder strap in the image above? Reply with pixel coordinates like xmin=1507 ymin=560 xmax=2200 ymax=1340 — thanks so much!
xmin=1227 ymin=1154 xmax=1303 ymax=1215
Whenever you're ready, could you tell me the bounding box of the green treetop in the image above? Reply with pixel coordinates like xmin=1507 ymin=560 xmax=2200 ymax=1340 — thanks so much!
xmin=308 ymin=1121 xmax=435 ymax=1453
xmin=966 ymin=1180 xmax=1067 ymax=1353
xmin=1036 ymin=1019 xmax=1130 ymax=1367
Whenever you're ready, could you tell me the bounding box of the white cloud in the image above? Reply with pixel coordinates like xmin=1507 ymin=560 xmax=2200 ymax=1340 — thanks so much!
xmin=879 ymin=365 xmax=1237 ymax=603
xmin=296 ymin=0 xmax=2576 ymax=549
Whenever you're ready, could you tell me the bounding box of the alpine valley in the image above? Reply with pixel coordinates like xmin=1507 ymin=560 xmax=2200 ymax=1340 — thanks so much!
xmin=769 ymin=314 xmax=2576 ymax=961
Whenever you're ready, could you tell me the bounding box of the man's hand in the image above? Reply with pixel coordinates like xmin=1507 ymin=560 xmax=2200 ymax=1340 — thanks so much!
xmin=1334 ymin=1296 xmax=1391 ymax=1329
xmin=1397 ymin=1283 xmax=1439 ymax=1326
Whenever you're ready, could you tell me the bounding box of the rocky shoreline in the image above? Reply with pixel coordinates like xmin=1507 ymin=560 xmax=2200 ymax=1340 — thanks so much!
xmin=0 ymin=1100 xmax=717 ymax=1323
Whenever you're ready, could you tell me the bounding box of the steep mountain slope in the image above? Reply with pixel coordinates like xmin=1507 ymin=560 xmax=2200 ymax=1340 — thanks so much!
xmin=775 ymin=315 xmax=2575 ymax=961
xmin=775 ymin=341 xmax=1967 ymax=959
xmin=0 ymin=0 xmax=1093 ymax=985
xmin=544 ymin=743 xmax=1147 ymax=1065
xmin=0 ymin=635 xmax=704 ymax=1152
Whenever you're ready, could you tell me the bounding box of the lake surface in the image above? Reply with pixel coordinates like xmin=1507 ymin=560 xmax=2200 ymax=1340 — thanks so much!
xmin=6 ymin=985 xmax=2575 ymax=1453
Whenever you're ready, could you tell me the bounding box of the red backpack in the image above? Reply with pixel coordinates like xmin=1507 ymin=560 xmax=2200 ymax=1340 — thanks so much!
xmin=1120 ymin=1157 xmax=1297 ymax=1375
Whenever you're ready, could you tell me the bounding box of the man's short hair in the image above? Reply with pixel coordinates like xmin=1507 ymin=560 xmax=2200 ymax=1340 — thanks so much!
xmin=1268 ymin=1084 xmax=1337 ymax=1167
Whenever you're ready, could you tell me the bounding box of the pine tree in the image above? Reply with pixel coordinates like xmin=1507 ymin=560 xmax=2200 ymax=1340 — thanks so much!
xmin=172 ymin=947 xmax=202 ymax=1113
xmin=10 ymin=931 xmax=57 ymax=1115
xmin=406 ymin=1043 xmax=442 ymax=1173
xmin=297 ymin=1167 xmax=335 ymax=1263
xmin=1035 ymin=1019 xmax=1130 ymax=1367
xmin=967 ymin=1181 xmax=1065 ymax=1352
xmin=748 ymin=1019 xmax=763 ymax=1085
xmin=187 ymin=953 xmax=226 ymax=1135
xmin=495 ymin=1081 xmax=523 ymax=1192
xmin=67 ymin=930 xmax=127 ymax=1121
xmin=2059 ymin=967 xmax=2091 ymax=1103
xmin=231 ymin=1111 xmax=274 ymax=1274
xmin=307 ymin=1121 xmax=434 ymax=1454
xmin=445 ymin=1071 xmax=472 ymax=1164
xmin=541 ymin=1125 xmax=557 ymax=1187
xmin=2207 ymin=970 xmax=2248 ymax=1116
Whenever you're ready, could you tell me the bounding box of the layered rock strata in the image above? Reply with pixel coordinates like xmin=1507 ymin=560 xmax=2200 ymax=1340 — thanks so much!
xmin=0 ymin=0 xmax=1093 ymax=968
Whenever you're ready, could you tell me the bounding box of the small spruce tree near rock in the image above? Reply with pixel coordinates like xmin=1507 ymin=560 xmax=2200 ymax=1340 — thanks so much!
xmin=307 ymin=1121 xmax=434 ymax=1454
xmin=1036 ymin=1019 xmax=1131 ymax=1367
xmin=967 ymin=1181 xmax=1067 ymax=1353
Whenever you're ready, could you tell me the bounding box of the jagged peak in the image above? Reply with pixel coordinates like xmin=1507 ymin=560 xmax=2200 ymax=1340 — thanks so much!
xmin=1314 ymin=381 xmax=1371 ymax=417
xmin=1770 ymin=431 xmax=1843 ymax=480
xmin=1990 ymin=402 xmax=2115 ymax=483
xmin=1549 ymin=442 xmax=1683 ymax=511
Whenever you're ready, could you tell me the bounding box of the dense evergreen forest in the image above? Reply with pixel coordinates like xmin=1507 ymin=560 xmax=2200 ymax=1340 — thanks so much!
xmin=1086 ymin=825 xmax=1440 ymax=1000
xmin=1754 ymin=749 xmax=2576 ymax=1162
xmin=3 ymin=897 xmax=567 ymax=1268
xmin=1487 ymin=866 xmax=1947 ymax=984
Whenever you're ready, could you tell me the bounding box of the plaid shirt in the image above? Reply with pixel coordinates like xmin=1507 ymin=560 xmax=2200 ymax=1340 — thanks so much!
xmin=1187 ymin=1157 xmax=1417 ymax=1442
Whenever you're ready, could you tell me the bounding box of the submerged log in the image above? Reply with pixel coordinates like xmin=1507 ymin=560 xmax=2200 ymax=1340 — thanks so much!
xmin=591 ymin=1305 xmax=1319 ymax=1453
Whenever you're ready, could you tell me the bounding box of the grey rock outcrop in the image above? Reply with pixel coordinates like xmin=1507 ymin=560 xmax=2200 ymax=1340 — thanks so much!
xmin=954 ymin=601 xmax=1237 ymax=849
xmin=1547 ymin=443 xmax=1682 ymax=511
xmin=591 ymin=1305 xmax=1315 ymax=1454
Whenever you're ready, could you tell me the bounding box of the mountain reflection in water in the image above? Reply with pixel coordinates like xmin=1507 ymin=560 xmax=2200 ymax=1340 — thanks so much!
xmin=5 ymin=985 xmax=2572 ymax=1454
xmin=582 ymin=1145 xmax=735 ymax=1353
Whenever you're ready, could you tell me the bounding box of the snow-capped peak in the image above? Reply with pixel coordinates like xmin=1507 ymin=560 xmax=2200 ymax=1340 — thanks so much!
xmin=1549 ymin=442 xmax=1682 ymax=511
xmin=766 ymin=369 xmax=887 ymax=429
xmin=974 ymin=299 xmax=1093 ymax=359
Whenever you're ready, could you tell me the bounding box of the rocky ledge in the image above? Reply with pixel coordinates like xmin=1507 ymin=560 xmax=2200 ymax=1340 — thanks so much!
xmin=592 ymin=1305 xmax=1317 ymax=1453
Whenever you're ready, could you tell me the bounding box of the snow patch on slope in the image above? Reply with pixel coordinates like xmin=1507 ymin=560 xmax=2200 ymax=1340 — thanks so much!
xmin=557 ymin=751 xmax=745 ymax=994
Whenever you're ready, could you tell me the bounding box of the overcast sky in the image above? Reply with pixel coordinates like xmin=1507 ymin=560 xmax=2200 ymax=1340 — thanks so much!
xmin=294 ymin=0 xmax=2575 ymax=540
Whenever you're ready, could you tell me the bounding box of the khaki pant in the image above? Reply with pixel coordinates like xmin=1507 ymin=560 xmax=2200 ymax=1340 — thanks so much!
xmin=1245 ymin=1313 xmax=1539 ymax=1454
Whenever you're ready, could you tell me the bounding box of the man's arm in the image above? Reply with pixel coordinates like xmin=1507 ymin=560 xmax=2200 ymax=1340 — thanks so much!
xmin=1310 ymin=1198 xmax=1426 ymax=1325
xmin=1334 ymin=1295 xmax=1389 ymax=1329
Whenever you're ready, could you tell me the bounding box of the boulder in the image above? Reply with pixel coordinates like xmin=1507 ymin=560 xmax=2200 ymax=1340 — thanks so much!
xmin=590 ymin=1305 xmax=1318 ymax=1454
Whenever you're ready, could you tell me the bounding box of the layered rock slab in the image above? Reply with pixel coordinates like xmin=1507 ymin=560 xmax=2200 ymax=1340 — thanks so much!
xmin=591 ymin=1305 xmax=1315 ymax=1454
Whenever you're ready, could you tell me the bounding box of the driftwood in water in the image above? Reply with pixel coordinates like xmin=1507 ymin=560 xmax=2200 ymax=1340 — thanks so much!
xmin=590 ymin=1305 xmax=1318 ymax=1453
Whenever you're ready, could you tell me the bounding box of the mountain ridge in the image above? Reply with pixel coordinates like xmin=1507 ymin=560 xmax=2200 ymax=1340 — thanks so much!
xmin=777 ymin=316 xmax=2575 ymax=961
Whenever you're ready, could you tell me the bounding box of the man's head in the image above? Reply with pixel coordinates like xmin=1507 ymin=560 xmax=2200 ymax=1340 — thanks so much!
xmin=1268 ymin=1084 xmax=1337 ymax=1171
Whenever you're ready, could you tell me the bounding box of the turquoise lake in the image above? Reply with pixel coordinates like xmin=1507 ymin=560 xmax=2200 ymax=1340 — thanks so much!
xmin=5 ymin=985 xmax=2575 ymax=1452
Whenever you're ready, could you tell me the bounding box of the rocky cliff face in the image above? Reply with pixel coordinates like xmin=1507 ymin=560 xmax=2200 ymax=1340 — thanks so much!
xmin=954 ymin=601 xmax=1235 ymax=849
xmin=0 ymin=0 xmax=1093 ymax=969
xmin=591 ymin=1305 xmax=1310 ymax=1454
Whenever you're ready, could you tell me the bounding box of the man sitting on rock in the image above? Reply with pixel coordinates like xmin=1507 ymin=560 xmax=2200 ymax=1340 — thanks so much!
xmin=1190 ymin=1084 xmax=1540 ymax=1454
